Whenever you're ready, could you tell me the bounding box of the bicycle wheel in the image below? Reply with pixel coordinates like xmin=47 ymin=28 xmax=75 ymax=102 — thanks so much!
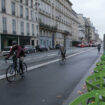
xmin=6 ymin=65 xmax=21 ymax=82
xmin=23 ymin=63 xmax=27 ymax=73
xmin=59 ymin=56 xmax=66 ymax=65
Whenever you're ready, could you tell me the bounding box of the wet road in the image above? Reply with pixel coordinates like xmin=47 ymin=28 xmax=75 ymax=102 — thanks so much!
xmin=0 ymin=48 xmax=100 ymax=105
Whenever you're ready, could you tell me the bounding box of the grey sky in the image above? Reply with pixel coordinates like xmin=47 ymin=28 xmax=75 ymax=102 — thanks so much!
xmin=70 ymin=0 xmax=105 ymax=40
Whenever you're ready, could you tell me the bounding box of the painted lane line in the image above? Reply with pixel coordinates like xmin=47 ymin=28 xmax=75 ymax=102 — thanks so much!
xmin=27 ymin=48 xmax=94 ymax=71
xmin=0 ymin=74 xmax=5 ymax=79
xmin=0 ymin=48 xmax=94 ymax=80
xmin=47 ymin=54 xmax=56 ymax=56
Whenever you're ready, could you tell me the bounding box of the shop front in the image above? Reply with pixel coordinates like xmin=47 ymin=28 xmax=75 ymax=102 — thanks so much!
xmin=19 ymin=36 xmax=31 ymax=47
xmin=55 ymin=33 xmax=64 ymax=46
xmin=1 ymin=34 xmax=18 ymax=50
xmin=1 ymin=34 xmax=31 ymax=50
xmin=40 ymin=36 xmax=52 ymax=48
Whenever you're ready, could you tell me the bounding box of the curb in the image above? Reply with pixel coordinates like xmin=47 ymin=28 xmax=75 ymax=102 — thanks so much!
xmin=63 ymin=53 xmax=102 ymax=105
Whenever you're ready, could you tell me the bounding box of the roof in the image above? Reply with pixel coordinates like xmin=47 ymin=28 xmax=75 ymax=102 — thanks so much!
xmin=66 ymin=0 xmax=72 ymax=6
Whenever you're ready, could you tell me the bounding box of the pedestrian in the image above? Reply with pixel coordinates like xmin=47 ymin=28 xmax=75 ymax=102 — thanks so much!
xmin=97 ymin=44 xmax=101 ymax=53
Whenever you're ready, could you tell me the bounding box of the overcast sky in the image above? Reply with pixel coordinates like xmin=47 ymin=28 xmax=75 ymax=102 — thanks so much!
xmin=70 ymin=0 xmax=105 ymax=40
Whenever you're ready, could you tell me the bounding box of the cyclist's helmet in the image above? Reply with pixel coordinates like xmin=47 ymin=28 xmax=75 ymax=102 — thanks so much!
xmin=12 ymin=41 xmax=18 ymax=45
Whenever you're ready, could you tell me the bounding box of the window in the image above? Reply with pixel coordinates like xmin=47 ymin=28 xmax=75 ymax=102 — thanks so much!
xmin=1 ymin=0 xmax=6 ymax=13
xmin=25 ymin=0 xmax=28 ymax=6
xmin=2 ymin=17 xmax=7 ymax=33
xmin=31 ymin=10 xmax=34 ymax=20
xmin=20 ymin=21 xmax=24 ymax=35
xmin=20 ymin=0 xmax=23 ymax=3
xmin=26 ymin=8 xmax=29 ymax=20
xmin=32 ymin=24 xmax=34 ymax=36
xmin=31 ymin=0 xmax=33 ymax=8
xmin=12 ymin=19 xmax=16 ymax=34
xmin=26 ymin=23 xmax=29 ymax=35
xmin=20 ymin=5 xmax=23 ymax=18
xmin=11 ymin=2 xmax=15 ymax=16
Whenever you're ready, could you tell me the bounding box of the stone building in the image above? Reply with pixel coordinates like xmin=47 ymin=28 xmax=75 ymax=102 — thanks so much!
xmin=71 ymin=10 xmax=80 ymax=46
xmin=77 ymin=14 xmax=85 ymax=43
xmin=35 ymin=0 xmax=73 ymax=49
xmin=0 ymin=0 xmax=37 ymax=51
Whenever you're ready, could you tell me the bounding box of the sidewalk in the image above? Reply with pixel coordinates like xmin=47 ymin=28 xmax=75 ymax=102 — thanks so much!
xmin=63 ymin=53 xmax=102 ymax=105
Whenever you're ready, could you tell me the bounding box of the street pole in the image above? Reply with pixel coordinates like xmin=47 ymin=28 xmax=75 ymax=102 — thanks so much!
xmin=103 ymin=34 xmax=105 ymax=54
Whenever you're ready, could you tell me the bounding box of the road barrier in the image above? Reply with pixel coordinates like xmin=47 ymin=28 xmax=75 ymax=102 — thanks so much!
xmin=86 ymin=71 xmax=105 ymax=91
xmin=94 ymin=65 xmax=105 ymax=73
xmin=100 ymin=55 xmax=105 ymax=61
xmin=69 ymin=54 xmax=105 ymax=105
xmin=69 ymin=90 xmax=105 ymax=105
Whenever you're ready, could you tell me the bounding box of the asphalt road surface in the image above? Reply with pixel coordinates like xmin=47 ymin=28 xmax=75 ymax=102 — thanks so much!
xmin=0 ymin=47 xmax=101 ymax=105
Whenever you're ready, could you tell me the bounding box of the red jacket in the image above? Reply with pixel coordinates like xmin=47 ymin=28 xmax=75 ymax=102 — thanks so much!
xmin=7 ymin=45 xmax=25 ymax=58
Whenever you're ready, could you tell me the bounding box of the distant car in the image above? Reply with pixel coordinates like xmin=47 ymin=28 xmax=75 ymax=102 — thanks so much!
xmin=24 ymin=45 xmax=36 ymax=53
xmin=85 ymin=44 xmax=89 ymax=47
xmin=2 ymin=46 xmax=12 ymax=56
xmin=38 ymin=45 xmax=48 ymax=52
xmin=55 ymin=44 xmax=60 ymax=49
xmin=77 ymin=44 xmax=85 ymax=48
xmin=92 ymin=44 xmax=96 ymax=47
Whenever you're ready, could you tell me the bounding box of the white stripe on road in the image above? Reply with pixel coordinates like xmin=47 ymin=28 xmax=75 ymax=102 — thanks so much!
xmin=28 ymin=48 xmax=94 ymax=71
xmin=0 ymin=48 xmax=94 ymax=80
xmin=47 ymin=54 xmax=56 ymax=56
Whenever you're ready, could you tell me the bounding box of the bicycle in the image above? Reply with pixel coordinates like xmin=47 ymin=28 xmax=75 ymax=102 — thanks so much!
xmin=5 ymin=58 xmax=27 ymax=82
xmin=58 ymin=51 xmax=66 ymax=64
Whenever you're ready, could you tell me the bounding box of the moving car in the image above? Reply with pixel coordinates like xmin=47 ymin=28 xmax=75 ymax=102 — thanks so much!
xmin=2 ymin=46 xmax=12 ymax=56
xmin=24 ymin=45 xmax=36 ymax=53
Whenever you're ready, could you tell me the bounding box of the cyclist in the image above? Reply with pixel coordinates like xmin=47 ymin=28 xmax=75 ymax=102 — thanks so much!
xmin=97 ymin=44 xmax=101 ymax=53
xmin=59 ymin=45 xmax=66 ymax=60
xmin=5 ymin=41 xmax=25 ymax=77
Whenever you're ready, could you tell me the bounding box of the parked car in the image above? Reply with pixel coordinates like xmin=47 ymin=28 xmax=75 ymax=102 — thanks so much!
xmin=24 ymin=45 xmax=36 ymax=53
xmin=77 ymin=44 xmax=85 ymax=48
xmin=85 ymin=44 xmax=89 ymax=47
xmin=92 ymin=44 xmax=97 ymax=47
xmin=38 ymin=45 xmax=48 ymax=52
xmin=2 ymin=46 xmax=12 ymax=56
xmin=55 ymin=44 xmax=60 ymax=49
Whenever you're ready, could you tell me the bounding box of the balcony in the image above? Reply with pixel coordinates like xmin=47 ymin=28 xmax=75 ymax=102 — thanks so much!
xmin=63 ymin=30 xmax=71 ymax=36
xmin=39 ymin=22 xmax=57 ymax=31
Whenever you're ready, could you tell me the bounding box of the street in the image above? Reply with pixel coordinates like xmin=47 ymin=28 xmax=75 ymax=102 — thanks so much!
xmin=0 ymin=47 xmax=101 ymax=105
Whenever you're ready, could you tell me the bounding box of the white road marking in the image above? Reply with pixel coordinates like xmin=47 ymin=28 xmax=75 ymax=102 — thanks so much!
xmin=0 ymin=48 xmax=94 ymax=80
xmin=47 ymin=54 xmax=56 ymax=56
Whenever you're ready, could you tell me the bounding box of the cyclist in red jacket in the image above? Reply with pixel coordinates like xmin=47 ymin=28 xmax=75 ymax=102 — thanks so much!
xmin=5 ymin=41 xmax=25 ymax=76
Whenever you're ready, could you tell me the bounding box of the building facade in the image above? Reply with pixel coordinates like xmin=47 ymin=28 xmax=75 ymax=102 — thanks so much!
xmin=0 ymin=0 xmax=37 ymax=51
xmin=71 ymin=10 xmax=80 ymax=46
xmin=77 ymin=14 xmax=85 ymax=43
xmin=35 ymin=0 xmax=73 ymax=49
xmin=0 ymin=0 xmax=101 ymax=51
